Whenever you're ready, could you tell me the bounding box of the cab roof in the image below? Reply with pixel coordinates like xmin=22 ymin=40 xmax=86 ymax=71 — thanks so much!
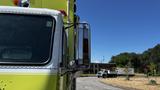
xmin=0 ymin=6 xmax=61 ymax=16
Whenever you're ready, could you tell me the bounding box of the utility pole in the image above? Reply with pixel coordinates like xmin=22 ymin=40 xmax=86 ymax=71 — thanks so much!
xmin=101 ymin=56 xmax=105 ymax=63
xmin=103 ymin=56 xmax=105 ymax=63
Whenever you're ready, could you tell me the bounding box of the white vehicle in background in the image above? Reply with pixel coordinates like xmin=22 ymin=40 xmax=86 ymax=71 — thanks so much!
xmin=96 ymin=71 xmax=107 ymax=78
xmin=96 ymin=69 xmax=117 ymax=78
xmin=116 ymin=68 xmax=135 ymax=76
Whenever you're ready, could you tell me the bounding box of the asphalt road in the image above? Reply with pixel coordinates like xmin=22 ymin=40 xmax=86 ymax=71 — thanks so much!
xmin=76 ymin=77 xmax=124 ymax=90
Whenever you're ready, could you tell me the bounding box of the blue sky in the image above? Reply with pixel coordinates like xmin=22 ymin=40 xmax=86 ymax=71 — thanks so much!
xmin=77 ymin=0 xmax=160 ymax=63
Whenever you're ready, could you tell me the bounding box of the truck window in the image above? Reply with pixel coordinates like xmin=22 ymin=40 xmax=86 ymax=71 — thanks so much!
xmin=0 ymin=14 xmax=55 ymax=65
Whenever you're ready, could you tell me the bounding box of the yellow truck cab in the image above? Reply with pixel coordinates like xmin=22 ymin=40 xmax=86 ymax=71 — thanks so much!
xmin=0 ymin=0 xmax=91 ymax=90
xmin=0 ymin=6 xmax=64 ymax=90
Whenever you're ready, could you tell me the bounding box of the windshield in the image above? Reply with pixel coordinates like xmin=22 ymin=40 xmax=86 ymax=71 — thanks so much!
xmin=0 ymin=14 xmax=54 ymax=65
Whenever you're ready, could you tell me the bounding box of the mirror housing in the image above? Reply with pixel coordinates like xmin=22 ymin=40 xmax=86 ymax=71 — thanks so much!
xmin=75 ymin=23 xmax=91 ymax=67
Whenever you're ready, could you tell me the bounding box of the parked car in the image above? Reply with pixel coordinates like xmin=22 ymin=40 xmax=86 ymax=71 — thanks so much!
xmin=96 ymin=70 xmax=107 ymax=78
xmin=96 ymin=69 xmax=117 ymax=78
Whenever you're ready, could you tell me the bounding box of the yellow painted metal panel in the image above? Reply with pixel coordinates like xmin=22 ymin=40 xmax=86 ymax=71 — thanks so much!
xmin=0 ymin=73 xmax=57 ymax=90
xmin=0 ymin=0 xmax=14 ymax=6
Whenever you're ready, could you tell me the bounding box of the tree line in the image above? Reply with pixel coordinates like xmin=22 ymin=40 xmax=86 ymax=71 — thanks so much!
xmin=109 ymin=44 xmax=160 ymax=74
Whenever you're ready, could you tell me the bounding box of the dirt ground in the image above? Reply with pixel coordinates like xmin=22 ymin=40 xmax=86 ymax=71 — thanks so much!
xmin=101 ymin=74 xmax=160 ymax=90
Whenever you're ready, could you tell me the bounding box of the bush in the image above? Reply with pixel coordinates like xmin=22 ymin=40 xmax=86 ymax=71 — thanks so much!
xmin=148 ymin=80 xmax=157 ymax=85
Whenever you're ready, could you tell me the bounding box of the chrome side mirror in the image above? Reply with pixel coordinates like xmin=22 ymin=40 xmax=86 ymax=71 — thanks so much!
xmin=75 ymin=23 xmax=91 ymax=66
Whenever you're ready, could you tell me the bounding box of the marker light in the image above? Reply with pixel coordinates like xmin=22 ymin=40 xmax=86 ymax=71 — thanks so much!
xmin=13 ymin=0 xmax=19 ymax=6
xmin=59 ymin=10 xmax=67 ymax=17
xmin=13 ymin=0 xmax=30 ymax=7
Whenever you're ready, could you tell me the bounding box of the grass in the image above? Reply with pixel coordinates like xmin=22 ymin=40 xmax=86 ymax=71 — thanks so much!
xmin=80 ymin=74 xmax=96 ymax=77
xmin=101 ymin=74 xmax=160 ymax=90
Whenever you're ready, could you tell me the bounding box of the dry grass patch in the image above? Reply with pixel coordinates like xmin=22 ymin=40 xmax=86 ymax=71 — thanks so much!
xmin=101 ymin=76 xmax=160 ymax=90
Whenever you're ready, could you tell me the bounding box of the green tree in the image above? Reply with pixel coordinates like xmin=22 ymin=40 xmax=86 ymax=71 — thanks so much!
xmin=148 ymin=62 xmax=157 ymax=76
xmin=109 ymin=44 xmax=160 ymax=74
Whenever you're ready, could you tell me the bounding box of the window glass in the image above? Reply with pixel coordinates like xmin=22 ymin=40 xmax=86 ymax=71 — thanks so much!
xmin=0 ymin=14 xmax=54 ymax=64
